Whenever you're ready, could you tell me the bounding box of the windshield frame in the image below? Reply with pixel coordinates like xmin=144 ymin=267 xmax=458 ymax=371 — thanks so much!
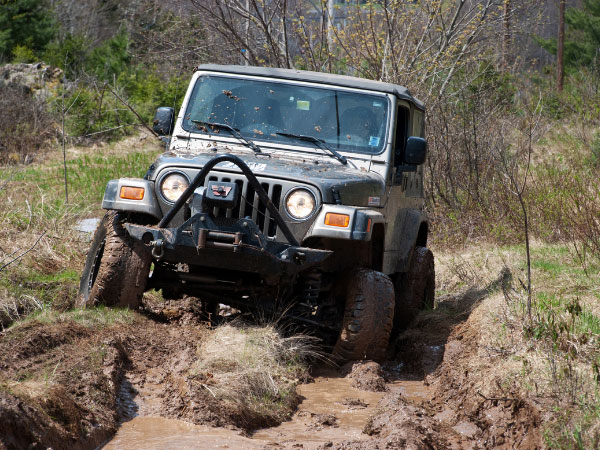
xmin=179 ymin=72 xmax=392 ymax=158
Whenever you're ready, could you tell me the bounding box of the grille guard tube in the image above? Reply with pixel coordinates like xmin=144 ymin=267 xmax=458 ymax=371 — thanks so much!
xmin=157 ymin=154 xmax=300 ymax=247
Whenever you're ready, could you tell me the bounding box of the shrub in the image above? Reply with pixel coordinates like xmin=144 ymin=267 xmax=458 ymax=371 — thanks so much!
xmin=11 ymin=45 xmax=36 ymax=63
xmin=0 ymin=84 xmax=54 ymax=164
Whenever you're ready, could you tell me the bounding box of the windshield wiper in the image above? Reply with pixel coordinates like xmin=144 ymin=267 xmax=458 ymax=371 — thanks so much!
xmin=276 ymin=132 xmax=347 ymax=165
xmin=191 ymin=120 xmax=262 ymax=154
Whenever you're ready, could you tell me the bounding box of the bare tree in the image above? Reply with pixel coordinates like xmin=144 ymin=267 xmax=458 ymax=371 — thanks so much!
xmin=493 ymin=98 xmax=544 ymax=319
xmin=190 ymin=0 xmax=294 ymax=68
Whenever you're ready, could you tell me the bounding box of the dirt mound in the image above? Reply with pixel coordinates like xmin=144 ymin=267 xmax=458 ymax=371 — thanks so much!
xmin=0 ymin=321 xmax=128 ymax=450
xmin=389 ymin=279 xmax=542 ymax=449
xmin=428 ymin=320 xmax=542 ymax=448
xmin=341 ymin=361 xmax=387 ymax=392
xmin=351 ymin=393 xmax=450 ymax=450
xmin=2 ymin=321 xmax=91 ymax=362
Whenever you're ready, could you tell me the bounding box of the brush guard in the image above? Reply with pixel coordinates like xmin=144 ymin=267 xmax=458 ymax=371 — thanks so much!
xmin=125 ymin=154 xmax=331 ymax=276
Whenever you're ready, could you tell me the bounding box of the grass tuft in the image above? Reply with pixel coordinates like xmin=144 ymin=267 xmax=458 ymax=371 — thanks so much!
xmin=192 ymin=322 xmax=316 ymax=429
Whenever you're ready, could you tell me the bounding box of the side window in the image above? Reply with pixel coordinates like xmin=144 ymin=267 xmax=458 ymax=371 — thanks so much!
xmin=412 ymin=109 xmax=424 ymax=137
xmin=394 ymin=106 xmax=410 ymax=166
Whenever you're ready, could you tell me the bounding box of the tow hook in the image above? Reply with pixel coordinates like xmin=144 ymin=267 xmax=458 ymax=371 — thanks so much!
xmin=293 ymin=251 xmax=306 ymax=265
xmin=149 ymin=239 xmax=165 ymax=260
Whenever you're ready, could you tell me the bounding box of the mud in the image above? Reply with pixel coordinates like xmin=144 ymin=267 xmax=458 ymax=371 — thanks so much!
xmin=341 ymin=361 xmax=388 ymax=392
xmin=0 ymin=270 xmax=543 ymax=449
xmin=253 ymin=370 xmax=385 ymax=448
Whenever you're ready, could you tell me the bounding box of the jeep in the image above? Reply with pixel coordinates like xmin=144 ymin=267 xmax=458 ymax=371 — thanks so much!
xmin=78 ymin=64 xmax=434 ymax=362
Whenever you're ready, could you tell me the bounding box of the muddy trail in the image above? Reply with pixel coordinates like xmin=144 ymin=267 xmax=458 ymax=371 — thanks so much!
xmin=0 ymin=272 xmax=542 ymax=449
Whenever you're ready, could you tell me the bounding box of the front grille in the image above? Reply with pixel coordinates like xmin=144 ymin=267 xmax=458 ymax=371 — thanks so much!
xmin=205 ymin=173 xmax=283 ymax=238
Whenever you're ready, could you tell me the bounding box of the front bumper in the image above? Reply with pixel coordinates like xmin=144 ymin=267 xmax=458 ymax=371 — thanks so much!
xmin=126 ymin=212 xmax=332 ymax=277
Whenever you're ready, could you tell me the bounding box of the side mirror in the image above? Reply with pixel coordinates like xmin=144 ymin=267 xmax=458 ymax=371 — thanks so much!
xmin=404 ymin=136 xmax=427 ymax=165
xmin=152 ymin=107 xmax=175 ymax=136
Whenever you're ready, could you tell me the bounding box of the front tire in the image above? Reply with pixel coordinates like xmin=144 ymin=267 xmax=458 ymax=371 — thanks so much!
xmin=78 ymin=211 xmax=151 ymax=308
xmin=332 ymin=269 xmax=395 ymax=363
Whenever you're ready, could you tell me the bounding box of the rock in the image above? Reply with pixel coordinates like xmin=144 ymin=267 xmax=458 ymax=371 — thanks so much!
xmin=0 ymin=62 xmax=63 ymax=98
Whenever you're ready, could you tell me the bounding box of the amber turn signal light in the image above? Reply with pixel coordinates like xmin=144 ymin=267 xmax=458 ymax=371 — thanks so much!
xmin=120 ymin=186 xmax=145 ymax=200
xmin=324 ymin=213 xmax=349 ymax=227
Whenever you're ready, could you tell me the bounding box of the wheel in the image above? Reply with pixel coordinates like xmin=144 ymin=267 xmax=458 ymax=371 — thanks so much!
xmin=393 ymin=246 xmax=435 ymax=331
xmin=78 ymin=211 xmax=151 ymax=308
xmin=332 ymin=269 xmax=395 ymax=363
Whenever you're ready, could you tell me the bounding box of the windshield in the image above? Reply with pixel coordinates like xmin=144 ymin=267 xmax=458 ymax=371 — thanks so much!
xmin=182 ymin=75 xmax=389 ymax=155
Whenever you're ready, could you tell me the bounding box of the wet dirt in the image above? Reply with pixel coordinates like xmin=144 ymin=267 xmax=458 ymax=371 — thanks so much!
xmin=253 ymin=369 xmax=386 ymax=448
xmin=104 ymin=366 xmax=432 ymax=449
xmin=0 ymin=271 xmax=543 ymax=449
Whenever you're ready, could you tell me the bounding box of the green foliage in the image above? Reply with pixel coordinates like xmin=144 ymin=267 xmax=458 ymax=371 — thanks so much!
xmin=44 ymin=29 xmax=130 ymax=82
xmin=44 ymin=28 xmax=187 ymax=141
xmin=87 ymin=29 xmax=131 ymax=81
xmin=55 ymin=85 xmax=137 ymax=140
xmin=43 ymin=34 xmax=90 ymax=79
xmin=11 ymin=44 xmax=35 ymax=63
xmin=0 ymin=0 xmax=55 ymax=61
xmin=538 ymin=0 xmax=600 ymax=70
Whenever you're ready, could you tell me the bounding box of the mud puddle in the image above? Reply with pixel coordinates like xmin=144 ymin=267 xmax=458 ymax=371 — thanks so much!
xmin=103 ymin=417 xmax=261 ymax=449
xmin=103 ymin=367 xmax=431 ymax=449
xmin=253 ymin=371 xmax=386 ymax=448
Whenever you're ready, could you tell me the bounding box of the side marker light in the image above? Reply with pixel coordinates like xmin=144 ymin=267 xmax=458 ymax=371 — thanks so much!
xmin=120 ymin=186 xmax=145 ymax=200
xmin=324 ymin=213 xmax=350 ymax=227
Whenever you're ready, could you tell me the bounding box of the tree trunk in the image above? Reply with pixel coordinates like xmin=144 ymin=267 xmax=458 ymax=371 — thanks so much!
xmin=557 ymin=0 xmax=566 ymax=92
xmin=502 ymin=0 xmax=511 ymax=70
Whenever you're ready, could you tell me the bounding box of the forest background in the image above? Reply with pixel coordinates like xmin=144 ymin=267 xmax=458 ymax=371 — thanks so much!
xmin=2 ymin=0 xmax=600 ymax=447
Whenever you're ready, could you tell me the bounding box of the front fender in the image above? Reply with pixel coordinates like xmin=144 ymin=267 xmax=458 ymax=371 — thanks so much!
xmin=383 ymin=209 xmax=428 ymax=274
xmin=303 ymin=205 xmax=385 ymax=241
xmin=101 ymin=178 xmax=162 ymax=219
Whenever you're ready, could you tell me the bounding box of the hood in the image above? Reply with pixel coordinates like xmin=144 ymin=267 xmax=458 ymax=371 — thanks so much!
xmin=149 ymin=143 xmax=385 ymax=206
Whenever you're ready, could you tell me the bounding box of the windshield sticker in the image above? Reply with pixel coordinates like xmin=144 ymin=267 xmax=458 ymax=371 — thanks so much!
xmin=296 ymin=100 xmax=310 ymax=110
xmin=217 ymin=161 xmax=267 ymax=172
xmin=368 ymin=136 xmax=380 ymax=147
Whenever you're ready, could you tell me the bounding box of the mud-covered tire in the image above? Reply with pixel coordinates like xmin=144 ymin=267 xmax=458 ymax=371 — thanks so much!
xmin=78 ymin=211 xmax=151 ymax=308
xmin=393 ymin=246 xmax=435 ymax=331
xmin=332 ymin=269 xmax=395 ymax=363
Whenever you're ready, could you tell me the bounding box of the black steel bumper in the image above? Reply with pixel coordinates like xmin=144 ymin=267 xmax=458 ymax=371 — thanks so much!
xmin=126 ymin=213 xmax=331 ymax=276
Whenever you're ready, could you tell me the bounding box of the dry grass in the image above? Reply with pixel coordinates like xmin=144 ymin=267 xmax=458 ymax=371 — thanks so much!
xmin=191 ymin=322 xmax=316 ymax=429
xmin=435 ymin=243 xmax=600 ymax=448
xmin=0 ymin=132 xmax=161 ymax=328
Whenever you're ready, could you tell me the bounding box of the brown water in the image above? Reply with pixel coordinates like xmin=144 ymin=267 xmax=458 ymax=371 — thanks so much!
xmin=103 ymin=417 xmax=261 ymax=449
xmin=253 ymin=373 xmax=385 ymax=447
xmin=103 ymin=374 xmax=429 ymax=449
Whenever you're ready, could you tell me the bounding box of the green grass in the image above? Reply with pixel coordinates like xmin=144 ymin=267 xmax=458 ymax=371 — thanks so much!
xmin=10 ymin=306 xmax=137 ymax=330
xmin=24 ymin=269 xmax=80 ymax=284
xmin=2 ymin=149 xmax=157 ymax=226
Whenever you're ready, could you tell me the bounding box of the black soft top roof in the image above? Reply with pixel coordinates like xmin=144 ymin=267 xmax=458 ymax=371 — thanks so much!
xmin=196 ymin=64 xmax=424 ymax=110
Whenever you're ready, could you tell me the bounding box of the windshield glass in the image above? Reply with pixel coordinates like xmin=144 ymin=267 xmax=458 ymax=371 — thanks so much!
xmin=182 ymin=75 xmax=389 ymax=155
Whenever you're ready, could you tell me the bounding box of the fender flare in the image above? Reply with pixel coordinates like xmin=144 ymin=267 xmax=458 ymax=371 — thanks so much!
xmin=393 ymin=209 xmax=428 ymax=273
xmin=101 ymin=179 xmax=162 ymax=219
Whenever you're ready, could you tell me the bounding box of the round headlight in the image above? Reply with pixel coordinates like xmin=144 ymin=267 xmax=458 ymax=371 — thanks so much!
xmin=160 ymin=173 xmax=189 ymax=203
xmin=286 ymin=189 xmax=316 ymax=220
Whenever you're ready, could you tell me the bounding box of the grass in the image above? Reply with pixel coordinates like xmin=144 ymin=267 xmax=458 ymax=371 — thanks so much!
xmin=9 ymin=306 xmax=137 ymax=330
xmin=191 ymin=322 xmax=315 ymax=429
xmin=0 ymin=132 xmax=161 ymax=328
